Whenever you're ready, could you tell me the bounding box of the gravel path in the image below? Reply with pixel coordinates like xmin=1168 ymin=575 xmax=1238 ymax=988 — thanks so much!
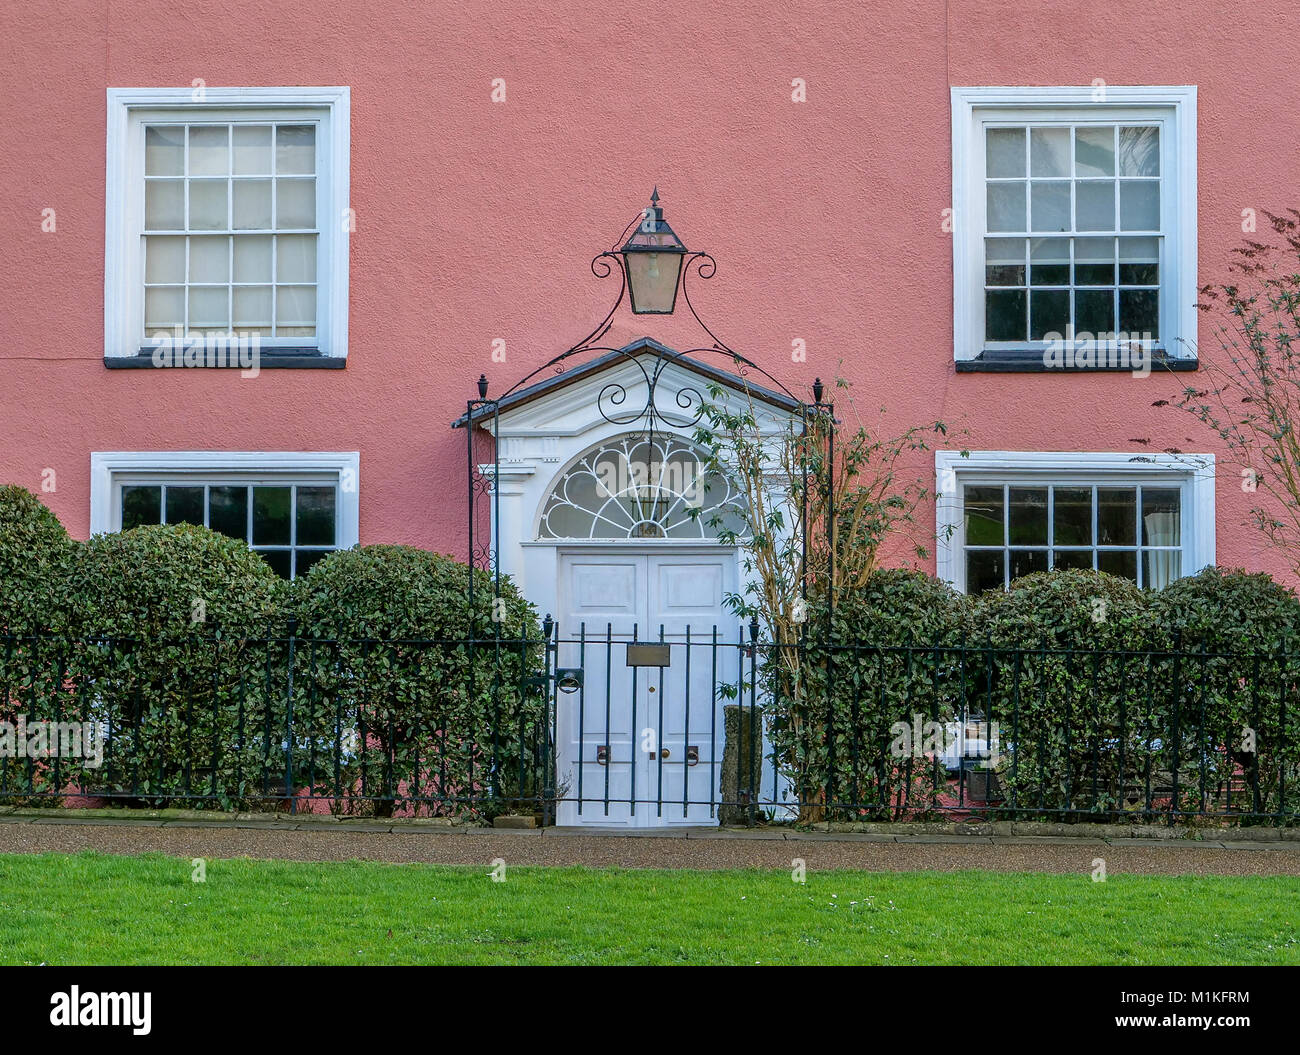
xmin=2 ymin=818 xmax=1298 ymax=876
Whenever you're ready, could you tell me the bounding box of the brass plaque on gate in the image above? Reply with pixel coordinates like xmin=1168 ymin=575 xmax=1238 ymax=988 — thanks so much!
xmin=626 ymin=642 xmax=671 ymax=667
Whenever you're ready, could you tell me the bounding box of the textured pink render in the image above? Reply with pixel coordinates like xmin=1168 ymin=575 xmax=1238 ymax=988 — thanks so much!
xmin=0 ymin=0 xmax=1294 ymax=580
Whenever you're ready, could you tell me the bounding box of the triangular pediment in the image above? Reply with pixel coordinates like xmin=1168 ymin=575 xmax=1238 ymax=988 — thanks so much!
xmin=452 ymin=338 xmax=803 ymax=440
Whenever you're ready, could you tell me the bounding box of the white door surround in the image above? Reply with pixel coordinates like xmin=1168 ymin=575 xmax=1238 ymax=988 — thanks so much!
xmin=455 ymin=338 xmax=805 ymax=828
xmin=462 ymin=339 xmax=802 ymax=626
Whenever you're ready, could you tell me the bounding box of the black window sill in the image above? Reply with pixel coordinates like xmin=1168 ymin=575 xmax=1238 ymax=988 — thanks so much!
xmin=105 ymin=349 xmax=345 ymax=370
xmin=956 ymin=350 xmax=1198 ymax=373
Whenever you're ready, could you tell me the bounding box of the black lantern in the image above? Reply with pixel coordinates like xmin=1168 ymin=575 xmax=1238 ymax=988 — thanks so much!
xmin=620 ymin=187 xmax=688 ymax=314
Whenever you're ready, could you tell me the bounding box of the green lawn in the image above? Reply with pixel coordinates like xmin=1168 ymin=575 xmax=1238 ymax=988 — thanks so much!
xmin=0 ymin=851 xmax=1296 ymax=965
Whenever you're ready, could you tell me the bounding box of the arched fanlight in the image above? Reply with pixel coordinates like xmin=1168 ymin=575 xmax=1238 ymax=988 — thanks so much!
xmin=538 ymin=434 xmax=745 ymax=540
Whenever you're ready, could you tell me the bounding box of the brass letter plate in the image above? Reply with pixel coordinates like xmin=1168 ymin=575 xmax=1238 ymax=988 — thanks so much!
xmin=626 ymin=642 xmax=671 ymax=667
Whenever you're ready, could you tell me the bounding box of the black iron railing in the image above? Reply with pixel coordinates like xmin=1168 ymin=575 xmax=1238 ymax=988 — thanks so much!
xmin=1 ymin=628 xmax=1296 ymax=824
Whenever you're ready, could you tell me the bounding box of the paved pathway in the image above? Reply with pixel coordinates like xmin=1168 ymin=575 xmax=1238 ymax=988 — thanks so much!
xmin=1 ymin=815 xmax=1298 ymax=876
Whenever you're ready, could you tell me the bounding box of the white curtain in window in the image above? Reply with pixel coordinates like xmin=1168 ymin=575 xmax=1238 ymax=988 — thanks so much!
xmin=1143 ymin=511 xmax=1179 ymax=589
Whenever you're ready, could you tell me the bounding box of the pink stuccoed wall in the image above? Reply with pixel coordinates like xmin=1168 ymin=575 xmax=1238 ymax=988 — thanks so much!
xmin=0 ymin=0 xmax=1296 ymax=582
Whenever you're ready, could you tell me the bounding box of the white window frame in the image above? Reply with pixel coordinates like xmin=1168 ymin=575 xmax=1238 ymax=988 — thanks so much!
xmin=89 ymin=452 xmax=360 ymax=555
xmin=935 ymin=450 xmax=1214 ymax=592
xmin=105 ymin=87 xmax=350 ymax=359
xmin=950 ymin=86 xmax=1197 ymax=363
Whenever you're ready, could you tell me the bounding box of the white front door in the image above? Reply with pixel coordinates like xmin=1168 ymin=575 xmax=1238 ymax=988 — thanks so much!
xmin=555 ymin=549 xmax=738 ymax=827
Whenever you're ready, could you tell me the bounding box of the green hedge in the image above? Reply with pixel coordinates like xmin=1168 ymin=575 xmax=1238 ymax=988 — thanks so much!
xmin=0 ymin=488 xmax=80 ymax=800
xmin=0 ymin=485 xmax=76 ymax=635
xmin=64 ymin=524 xmax=288 ymax=805
xmin=970 ymin=569 xmax=1153 ymax=815
xmin=1147 ymin=568 xmax=1300 ymax=815
xmin=290 ymin=545 xmax=544 ymax=817
xmin=775 ymin=570 xmax=969 ymax=819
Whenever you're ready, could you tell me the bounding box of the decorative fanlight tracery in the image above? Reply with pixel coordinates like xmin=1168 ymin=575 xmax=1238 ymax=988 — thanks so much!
xmin=538 ymin=434 xmax=745 ymax=540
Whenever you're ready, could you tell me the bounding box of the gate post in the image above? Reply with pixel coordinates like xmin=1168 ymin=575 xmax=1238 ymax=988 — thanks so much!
xmin=542 ymin=613 xmax=557 ymax=826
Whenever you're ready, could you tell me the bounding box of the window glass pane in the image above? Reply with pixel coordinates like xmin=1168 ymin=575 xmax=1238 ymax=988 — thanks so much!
xmin=209 ymin=485 xmax=248 ymax=540
xmin=165 ymin=486 xmax=205 ymax=526
xmin=121 ymin=485 xmax=162 ymax=529
xmin=1098 ymin=550 xmax=1137 ymax=581
xmin=257 ymin=549 xmax=292 ymax=579
xmin=1074 ymin=237 xmax=1115 ymax=285
xmin=1074 ymin=289 xmax=1114 ymax=334
xmin=1030 ymin=238 xmax=1069 ymax=285
xmin=986 ymin=128 xmax=1025 ymax=178
xmin=1053 ymin=550 xmax=1093 ymax=571
xmin=1030 ymin=127 xmax=1070 ymax=177
xmin=1075 ymin=181 xmax=1115 ymax=231
xmin=966 ymin=550 xmax=1004 ymax=593
xmin=233 ymin=179 xmax=272 ymax=230
xmin=985 ymin=238 xmax=1025 ymax=286
xmin=188 ymin=180 xmax=228 ymax=231
xmin=189 ymin=236 xmax=229 ymax=283
xmin=1120 ymin=181 xmax=1160 ymax=231
xmin=985 ymin=289 xmax=1026 ymax=341
xmin=295 ymin=486 xmax=336 ymax=546
xmin=1119 ymin=237 xmax=1159 ymax=285
xmin=276 ymin=234 xmax=317 ymax=282
xmin=1119 ymin=289 xmax=1159 ymax=338
xmin=233 ymin=286 xmax=272 ymax=328
xmin=1030 ymin=182 xmax=1070 ymax=232
xmin=252 ymin=486 xmax=292 ymax=545
xmin=145 ymin=180 xmax=184 ymax=230
xmin=276 ymin=179 xmax=316 ymax=228
xmin=145 ymin=236 xmax=186 ymax=283
xmin=296 ymin=550 xmax=331 ymax=578
xmin=1008 ymin=487 xmax=1048 ymax=545
xmin=1008 ymin=549 xmax=1048 ymax=582
xmin=1118 ymin=126 xmax=1159 ymax=176
xmin=145 ymin=286 xmax=184 ymax=330
xmin=233 ymin=126 xmax=272 ymax=175
xmin=1029 ymin=289 xmax=1069 ymax=340
xmin=986 ymin=183 xmax=1026 ymax=232
xmin=1052 ymin=487 xmax=1092 ymax=545
xmin=1097 ymin=488 xmax=1137 ymax=545
xmin=1074 ymin=126 xmax=1114 ymax=177
xmin=275 ymin=125 xmax=316 ymax=175
xmin=233 ymin=235 xmax=273 ymax=282
xmin=276 ymin=286 xmax=316 ymax=326
xmin=188 ymin=126 xmax=229 ymax=176
xmin=964 ymin=486 xmax=1004 ymax=545
xmin=188 ymin=287 xmax=229 ymax=329
xmin=145 ymin=126 xmax=184 ymax=176
xmin=1141 ymin=488 xmax=1181 ymax=546
xmin=1143 ymin=550 xmax=1180 ymax=590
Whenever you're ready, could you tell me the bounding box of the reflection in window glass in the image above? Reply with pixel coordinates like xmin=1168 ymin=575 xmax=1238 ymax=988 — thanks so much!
xmin=963 ymin=482 xmax=1181 ymax=591
xmin=983 ymin=123 xmax=1162 ymax=346
xmin=115 ymin=480 xmax=338 ymax=579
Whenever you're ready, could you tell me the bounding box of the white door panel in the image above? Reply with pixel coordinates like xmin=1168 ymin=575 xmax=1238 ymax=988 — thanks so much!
xmin=556 ymin=556 xmax=645 ymax=826
xmin=555 ymin=550 xmax=735 ymax=827
xmin=647 ymin=557 xmax=735 ymax=825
